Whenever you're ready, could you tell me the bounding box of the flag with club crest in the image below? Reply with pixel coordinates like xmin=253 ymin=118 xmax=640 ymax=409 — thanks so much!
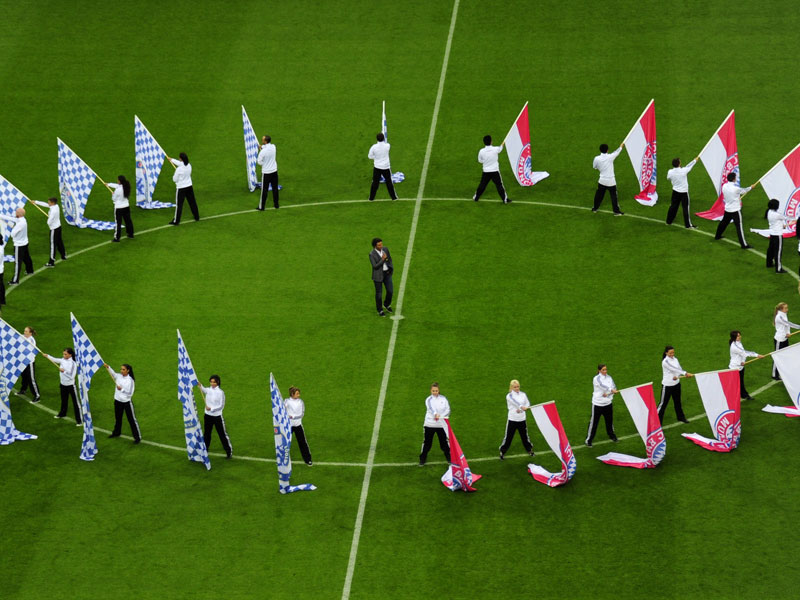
xmin=57 ymin=138 xmax=115 ymax=231
xmin=134 ymin=115 xmax=173 ymax=209
xmin=0 ymin=174 xmax=30 ymax=264
xmin=379 ymin=101 xmax=405 ymax=185
xmin=762 ymin=343 xmax=800 ymax=416
xmin=242 ymin=105 xmax=261 ymax=192
xmin=0 ymin=319 xmax=39 ymax=444
xmin=623 ymin=99 xmax=658 ymax=206
xmin=70 ymin=313 xmax=105 ymax=461
xmin=177 ymin=330 xmax=210 ymax=470
xmin=597 ymin=383 xmax=666 ymax=468
xmin=697 ymin=110 xmax=739 ymax=221
xmin=755 ymin=142 xmax=800 ymax=239
xmin=269 ymin=373 xmax=316 ymax=493
xmin=683 ymin=370 xmax=741 ymax=452
xmin=527 ymin=401 xmax=576 ymax=487
xmin=503 ymin=102 xmax=549 ymax=187
xmin=441 ymin=418 xmax=481 ymax=492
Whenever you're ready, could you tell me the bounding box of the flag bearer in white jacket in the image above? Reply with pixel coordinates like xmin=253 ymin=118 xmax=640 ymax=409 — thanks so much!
xmin=285 ymin=386 xmax=312 ymax=466
xmin=42 ymin=348 xmax=80 ymax=424
xmin=772 ymin=302 xmax=800 ymax=380
xmin=196 ymin=374 xmax=232 ymax=458
xmin=657 ymin=346 xmax=693 ymax=424
xmin=498 ymin=379 xmax=535 ymax=459
xmin=32 ymin=197 xmax=67 ymax=266
xmin=728 ymin=331 xmax=763 ymax=400
xmin=418 ymin=382 xmax=451 ymax=466
xmin=585 ymin=364 xmax=619 ymax=447
xmin=104 ymin=363 xmax=141 ymax=443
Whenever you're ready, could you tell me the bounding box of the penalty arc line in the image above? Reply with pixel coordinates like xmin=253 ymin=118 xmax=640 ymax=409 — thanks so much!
xmin=340 ymin=1 xmax=461 ymax=598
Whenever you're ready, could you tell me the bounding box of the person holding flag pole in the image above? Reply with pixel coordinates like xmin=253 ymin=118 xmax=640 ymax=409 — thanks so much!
xmin=102 ymin=175 xmax=135 ymax=242
xmin=30 ymin=197 xmax=67 ymax=266
xmin=592 ymin=143 xmax=625 ymax=215
xmin=772 ymin=303 xmax=800 ymax=379
xmin=473 ymin=135 xmax=510 ymax=203
xmin=41 ymin=348 xmax=80 ymax=424
xmin=666 ymin=157 xmax=699 ymax=228
xmin=585 ymin=364 xmax=619 ymax=447
xmin=729 ymin=330 xmax=764 ymax=400
xmin=658 ymin=346 xmax=693 ymax=424
xmin=0 ymin=208 xmax=34 ymax=284
xmin=103 ymin=362 xmax=140 ymax=443
xmin=714 ymin=172 xmax=758 ymax=248
xmin=195 ymin=374 xmax=232 ymax=459
xmin=498 ymin=379 xmax=535 ymax=460
xmin=167 ymin=152 xmax=199 ymax=225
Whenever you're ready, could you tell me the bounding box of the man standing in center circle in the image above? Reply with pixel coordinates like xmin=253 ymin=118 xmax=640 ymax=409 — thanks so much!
xmin=257 ymin=135 xmax=279 ymax=210
xmin=370 ymin=237 xmax=393 ymax=317
xmin=592 ymin=142 xmax=625 ymax=215
xmin=368 ymin=133 xmax=397 ymax=201
xmin=473 ymin=135 xmax=510 ymax=203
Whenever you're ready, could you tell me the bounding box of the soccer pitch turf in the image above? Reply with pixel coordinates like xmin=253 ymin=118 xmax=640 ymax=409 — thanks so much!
xmin=3 ymin=1 xmax=800 ymax=599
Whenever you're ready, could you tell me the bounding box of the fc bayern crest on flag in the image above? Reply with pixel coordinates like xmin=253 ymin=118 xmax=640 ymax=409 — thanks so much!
xmin=504 ymin=102 xmax=549 ymax=187
xmin=697 ymin=110 xmax=739 ymax=221
xmin=623 ymin=99 xmax=658 ymax=206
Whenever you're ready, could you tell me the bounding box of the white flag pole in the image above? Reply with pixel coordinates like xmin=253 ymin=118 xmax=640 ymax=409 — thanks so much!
xmin=697 ymin=109 xmax=734 ymax=158
xmin=502 ymin=101 xmax=528 ymax=145
xmin=622 ymin=98 xmax=654 ymax=145
xmin=26 ymin=199 xmax=49 ymax=217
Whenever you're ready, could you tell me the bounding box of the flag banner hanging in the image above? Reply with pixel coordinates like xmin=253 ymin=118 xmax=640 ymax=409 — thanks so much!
xmin=57 ymin=138 xmax=115 ymax=231
xmin=242 ymin=105 xmax=260 ymax=192
xmin=623 ymin=99 xmax=658 ymax=206
xmin=683 ymin=370 xmax=741 ymax=452
xmin=503 ymin=102 xmax=549 ymax=187
xmin=0 ymin=368 xmax=37 ymax=445
xmin=597 ymin=383 xmax=666 ymax=468
xmin=70 ymin=314 xmax=104 ymax=461
xmin=379 ymin=101 xmax=405 ymax=185
xmin=757 ymin=142 xmax=800 ymax=239
xmin=527 ymin=401 xmax=576 ymax=487
xmin=749 ymin=227 xmax=794 ymax=239
xmin=762 ymin=343 xmax=800 ymax=416
xmin=269 ymin=373 xmax=315 ymax=493
xmin=134 ymin=116 xmax=173 ymax=209
xmin=697 ymin=110 xmax=738 ymax=221
xmin=177 ymin=330 xmax=210 ymax=470
xmin=0 ymin=175 xmax=30 ymax=262
xmin=441 ymin=419 xmax=481 ymax=492
xmin=0 ymin=318 xmax=39 ymax=390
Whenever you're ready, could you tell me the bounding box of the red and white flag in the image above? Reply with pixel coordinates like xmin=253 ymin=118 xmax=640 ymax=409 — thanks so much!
xmin=623 ymin=99 xmax=658 ymax=206
xmin=762 ymin=343 xmax=800 ymax=416
xmin=696 ymin=110 xmax=739 ymax=221
xmin=755 ymin=142 xmax=800 ymax=239
xmin=597 ymin=383 xmax=666 ymax=468
xmin=441 ymin=419 xmax=481 ymax=492
xmin=503 ymin=102 xmax=549 ymax=187
xmin=682 ymin=370 xmax=741 ymax=452
xmin=527 ymin=401 xmax=576 ymax=487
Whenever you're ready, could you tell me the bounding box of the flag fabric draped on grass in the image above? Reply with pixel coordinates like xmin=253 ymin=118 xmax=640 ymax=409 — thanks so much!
xmin=683 ymin=370 xmax=741 ymax=452
xmin=0 ymin=319 xmax=39 ymax=444
xmin=70 ymin=314 xmax=104 ymax=461
xmin=269 ymin=373 xmax=315 ymax=494
xmin=527 ymin=401 xmax=575 ymax=487
xmin=134 ymin=116 xmax=173 ymax=209
xmin=756 ymin=142 xmax=800 ymax=239
xmin=696 ymin=111 xmax=738 ymax=221
xmin=177 ymin=330 xmax=210 ymax=470
xmin=623 ymin=99 xmax=658 ymax=206
xmin=597 ymin=383 xmax=666 ymax=468
xmin=441 ymin=419 xmax=481 ymax=492
xmin=57 ymin=138 xmax=115 ymax=231
xmin=762 ymin=343 xmax=800 ymax=416
xmin=379 ymin=101 xmax=404 ymax=185
xmin=242 ymin=105 xmax=260 ymax=192
xmin=503 ymin=102 xmax=548 ymax=187
xmin=0 ymin=175 xmax=30 ymax=264
xmin=0 ymin=377 xmax=37 ymax=445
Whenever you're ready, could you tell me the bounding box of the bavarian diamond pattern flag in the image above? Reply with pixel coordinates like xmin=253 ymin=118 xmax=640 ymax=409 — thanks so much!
xmin=242 ymin=105 xmax=260 ymax=192
xmin=0 ymin=369 xmax=37 ymax=445
xmin=0 ymin=174 xmax=30 ymax=263
xmin=177 ymin=330 xmax=210 ymax=470
xmin=270 ymin=373 xmax=315 ymax=493
xmin=70 ymin=313 xmax=104 ymax=461
xmin=0 ymin=318 xmax=39 ymax=391
xmin=57 ymin=138 xmax=115 ymax=231
xmin=134 ymin=115 xmax=173 ymax=209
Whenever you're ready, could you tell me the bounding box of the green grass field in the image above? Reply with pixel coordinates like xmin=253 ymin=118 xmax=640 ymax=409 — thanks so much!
xmin=3 ymin=1 xmax=800 ymax=598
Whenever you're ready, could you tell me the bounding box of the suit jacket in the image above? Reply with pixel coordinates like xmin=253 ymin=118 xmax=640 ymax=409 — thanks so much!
xmin=370 ymin=247 xmax=393 ymax=282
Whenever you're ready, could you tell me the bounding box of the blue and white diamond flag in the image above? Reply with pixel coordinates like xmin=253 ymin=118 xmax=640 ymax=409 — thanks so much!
xmin=270 ymin=373 xmax=315 ymax=493
xmin=242 ymin=105 xmax=260 ymax=192
xmin=57 ymin=138 xmax=115 ymax=231
xmin=379 ymin=101 xmax=404 ymax=184
xmin=134 ymin=115 xmax=173 ymax=209
xmin=70 ymin=313 xmax=104 ymax=461
xmin=0 ymin=174 xmax=30 ymax=263
xmin=178 ymin=330 xmax=210 ymax=470
xmin=0 ymin=369 xmax=37 ymax=445
xmin=0 ymin=318 xmax=39 ymax=390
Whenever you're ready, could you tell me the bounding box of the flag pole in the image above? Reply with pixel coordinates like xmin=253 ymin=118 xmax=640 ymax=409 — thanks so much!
xmin=26 ymin=199 xmax=49 ymax=217
xmin=502 ymin=101 xmax=529 ymax=145
xmin=741 ymin=336 xmax=796 ymax=365
xmin=622 ymin=98 xmax=654 ymax=145
xmin=531 ymin=400 xmax=555 ymax=409
xmin=697 ymin=109 xmax=735 ymax=158
xmin=165 ymin=154 xmax=177 ymax=170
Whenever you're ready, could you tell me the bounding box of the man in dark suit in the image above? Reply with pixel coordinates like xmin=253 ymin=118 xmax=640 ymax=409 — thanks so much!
xmin=370 ymin=237 xmax=394 ymax=316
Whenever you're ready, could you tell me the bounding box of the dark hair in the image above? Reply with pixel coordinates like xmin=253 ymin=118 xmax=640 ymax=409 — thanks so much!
xmin=118 ymin=175 xmax=131 ymax=198
xmin=597 ymin=363 xmax=606 ymax=371
xmin=26 ymin=326 xmax=36 ymax=336
xmin=483 ymin=135 xmax=492 ymax=145
xmin=371 ymin=237 xmax=382 ymax=248
xmin=64 ymin=347 xmax=74 ymax=357
xmin=672 ymin=158 xmax=680 ymax=168
xmin=431 ymin=382 xmax=439 ymax=389
xmin=729 ymin=330 xmax=740 ymax=345
xmin=180 ymin=152 xmax=189 ymax=165
xmin=376 ymin=133 xmax=385 ymax=142
xmin=599 ymin=144 xmax=609 ymax=153
xmin=122 ymin=363 xmax=135 ymax=381
xmin=210 ymin=374 xmax=221 ymax=386
xmin=288 ymin=386 xmax=300 ymax=397
xmin=765 ymin=198 xmax=780 ymax=219
xmin=263 ymin=135 xmax=271 ymax=144
xmin=662 ymin=345 xmax=674 ymax=359
xmin=727 ymin=172 xmax=737 ymax=182
xmin=48 ymin=196 xmax=58 ymax=204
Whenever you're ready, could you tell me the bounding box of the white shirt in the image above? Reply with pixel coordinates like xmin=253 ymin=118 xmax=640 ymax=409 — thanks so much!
xmin=52 ymin=357 xmax=77 ymax=385
xmin=108 ymin=183 xmax=130 ymax=209
xmin=171 ymin=159 xmax=193 ymax=189
xmin=505 ymin=390 xmax=530 ymax=422
xmin=199 ymin=385 xmax=225 ymax=416
xmin=775 ymin=311 xmax=800 ymax=342
xmin=478 ymin=145 xmax=503 ymax=173
xmin=591 ymin=373 xmax=616 ymax=406
xmin=34 ymin=201 xmax=61 ymax=230
xmin=368 ymin=141 xmax=391 ymax=170
xmin=423 ymin=394 xmax=450 ymax=428
xmin=107 ymin=366 xmax=135 ymax=403
xmin=721 ymin=181 xmax=751 ymax=212
xmin=767 ymin=210 xmax=786 ymax=236
xmin=285 ymin=397 xmax=305 ymax=427
xmin=662 ymin=356 xmax=686 ymax=386
xmin=257 ymin=144 xmax=277 ymax=174
xmin=593 ymin=147 xmax=622 ymax=186
xmin=729 ymin=341 xmax=757 ymax=370
xmin=0 ymin=215 xmax=29 ymax=246
xmin=666 ymin=159 xmax=696 ymax=193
